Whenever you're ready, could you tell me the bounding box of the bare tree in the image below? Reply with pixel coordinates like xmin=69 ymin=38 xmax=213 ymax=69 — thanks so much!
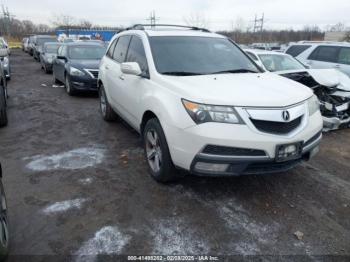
xmin=184 ymin=12 xmax=209 ymax=28
xmin=79 ymin=19 xmax=92 ymax=29
xmin=51 ymin=14 xmax=76 ymax=28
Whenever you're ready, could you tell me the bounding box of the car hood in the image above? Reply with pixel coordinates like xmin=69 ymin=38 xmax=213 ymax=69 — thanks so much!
xmin=276 ymin=69 xmax=350 ymax=91
xmin=70 ymin=59 xmax=101 ymax=70
xmin=160 ymin=72 xmax=313 ymax=107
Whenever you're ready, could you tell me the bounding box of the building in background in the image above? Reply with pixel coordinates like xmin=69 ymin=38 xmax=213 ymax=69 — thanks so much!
xmin=56 ymin=28 xmax=120 ymax=42
xmin=325 ymin=31 xmax=346 ymax=41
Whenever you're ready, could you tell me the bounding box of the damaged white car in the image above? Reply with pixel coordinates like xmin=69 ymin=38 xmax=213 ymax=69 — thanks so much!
xmin=245 ymin=49 xmax=350 ymax=131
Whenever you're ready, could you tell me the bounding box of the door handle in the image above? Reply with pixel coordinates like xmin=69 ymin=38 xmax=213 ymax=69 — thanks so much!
xmin=105 ymin=66 xmax=109 ymax=70
xmin=335 ymin=64 xmax=341 ymax=68
xmin=119 ymin=75 xmax=125 ymax=80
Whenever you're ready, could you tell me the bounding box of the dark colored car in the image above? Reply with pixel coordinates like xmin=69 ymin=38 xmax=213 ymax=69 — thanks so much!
xmin=0 ymin=59 xmax=8 ymax=127
xmin=40 ymin=42 xmax=63 ymax=74
xmin=33 ymin=35 xmax=58 ymax=61
xmin=52 ymin=42 xmax=106 ymax=95
xmin=27 ymin=36 xmax=35 ymax=56
xmin=0 ymin=163 xmax=9 ymax=260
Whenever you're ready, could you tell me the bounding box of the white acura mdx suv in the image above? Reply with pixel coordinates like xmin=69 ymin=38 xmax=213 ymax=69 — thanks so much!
xmin=98 ymin=25 xmax=323 ymax=182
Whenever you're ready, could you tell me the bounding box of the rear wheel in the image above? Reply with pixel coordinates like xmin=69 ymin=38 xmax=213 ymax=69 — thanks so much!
xmin=0 ymin=87 xmax=7 ymax=127
xmin=99 ymin=85 xmax=118 ymax=121
xmin=143 ymin=118 xmax=178 ymax=183
xmin=0 ymin=179 xmax=9 ymax=259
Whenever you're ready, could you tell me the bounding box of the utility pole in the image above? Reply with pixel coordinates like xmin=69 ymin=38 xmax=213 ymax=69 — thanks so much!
xmin=253 ymin=13 xmax=264 ymax=42
xmin=147 ymin=11 xmax=158 ymax=28
xmin=1 ymin=5 xmax=15 ymax=38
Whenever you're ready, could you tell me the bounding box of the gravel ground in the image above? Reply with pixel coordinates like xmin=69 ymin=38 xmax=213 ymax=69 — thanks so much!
xmin=0 ymin=49 xmax=349 ymax=261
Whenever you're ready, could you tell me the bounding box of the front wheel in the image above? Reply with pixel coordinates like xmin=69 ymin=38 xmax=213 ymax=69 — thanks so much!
xmin=65 ymin=75 xmax=75 ymax=96
xmin=143 ymin=118 xmax=178 ymax=183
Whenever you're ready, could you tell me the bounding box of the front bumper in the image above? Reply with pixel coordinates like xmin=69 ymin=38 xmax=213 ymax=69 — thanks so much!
xmin=165 ymin=112 xmax=323 ymax=175
xmin=69 ymin=75 xmax=98 ymax=91
xmin=190 ymin=132 xmax=322 ymax=176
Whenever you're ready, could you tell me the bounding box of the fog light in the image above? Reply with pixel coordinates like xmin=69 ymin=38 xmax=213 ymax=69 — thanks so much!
xmin=194 ymin=162 xmax=229 ymax=173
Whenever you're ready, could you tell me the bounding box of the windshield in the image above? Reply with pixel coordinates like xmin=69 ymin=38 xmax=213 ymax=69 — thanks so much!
xmin=37 ymin=38 xmax=58 ymax=45
xmin=149 ymin=36 xmax=259 ymax=75
xmin=259 ymin=54 xmax=305 ymax=72
xmin=68 ymin=45 xmax=106 ymax=60
xmin=44 ymin=44 xmax=62 ymax=54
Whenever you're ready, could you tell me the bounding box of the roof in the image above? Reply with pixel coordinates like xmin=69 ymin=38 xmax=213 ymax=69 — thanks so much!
xmin=65 ymin=42 xmax=105 ymax=47
xmin=293 ymin=41 xmax=350 ymax=47
xmin=244 ymin=49 xmax=287 ymax=56
xmin=119 ymin=24 xmax=224 ymax=38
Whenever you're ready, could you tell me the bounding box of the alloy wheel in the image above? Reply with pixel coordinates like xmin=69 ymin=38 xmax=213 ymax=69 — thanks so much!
xmin=100 ymin=88 xmax=107 ymax=116
xmin=145 ymin=129 xmax=162 ymax=173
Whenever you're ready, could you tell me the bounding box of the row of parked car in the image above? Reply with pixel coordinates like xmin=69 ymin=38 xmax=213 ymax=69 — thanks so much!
xmin=0 ymin=37 xmax=11 ymax=129
xmin=19 ymin=26 xmax=350 ymax=183
xmin=22 ymin=35 xmax=107 ymax=95
xmin=0 ymin=37 xmax=11 ymax=260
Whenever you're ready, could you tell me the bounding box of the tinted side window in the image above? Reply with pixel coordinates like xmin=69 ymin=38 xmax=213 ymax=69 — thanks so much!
xmin=112 ymin=36 xmax=131 ymax=63
xmin=338 ymin=47 xmax=350 ymax=65
xmin=308 ymin=46 xmax=339 ymax=62
xmin=286 ymin=45 xmax=311 ymax=57
xmin=62 ymin=46 xmax=68 ymax=57
xmin=57 ymin=46 xmax=63 ymax=56
xmin=107 ymin=39 xmax=117 ymax=58
xmin=126 ymin=36 xmax=149 ymax=74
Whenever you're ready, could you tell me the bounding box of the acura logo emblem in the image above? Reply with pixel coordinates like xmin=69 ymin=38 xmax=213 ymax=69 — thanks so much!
xmin=282 ymin=111 xmax=290 ymax=121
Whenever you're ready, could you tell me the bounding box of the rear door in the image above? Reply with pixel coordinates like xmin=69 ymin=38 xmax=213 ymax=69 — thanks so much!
xmin=107 ymin=35 xmax=131 ymax=119
xmin=119 ymin=36 xmax=150 ymax=128
xmin=306 ymin=45 xmax=340 ymax=70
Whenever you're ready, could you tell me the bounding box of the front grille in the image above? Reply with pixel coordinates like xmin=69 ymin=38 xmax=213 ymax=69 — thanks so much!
xmin=202 ymin=145 xmax=266 ymax=156
xmin=251 ymin=116 xmax=303 ymax=135
xmin=87 ymin=70 xmax=99 ymax=78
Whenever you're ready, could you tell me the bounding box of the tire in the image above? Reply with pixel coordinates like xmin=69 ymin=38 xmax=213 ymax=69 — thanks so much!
xmin=0 ymin=179 xmax=9 ymax=259
xmin=65 ymin=75 xmax=75 ymax=96
xmin=0 ymin=87 xmax=7 ymax=128
xmin=143 ymin=118 xmax=178 ymax=183
xmin=43 ymin=64 xmax=50 ymax=74
xmin=52 ymin=71 xmax=60 ymax=84
xmin=99 ymin=85 xmax=118 ymax=121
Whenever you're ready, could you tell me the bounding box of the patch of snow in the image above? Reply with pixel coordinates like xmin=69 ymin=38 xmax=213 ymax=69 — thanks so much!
xmin=43 ymin=198 xmax=87 ymax=214
xmin=25 ymin=147 xmax=105 ymax=171
xmin=152 ymin=218 xmax=210 ymax=255
xmin=79 ymin=178 xmax=93 ymax=185
xmin=75 ymin=226 xmax=130 ymax=262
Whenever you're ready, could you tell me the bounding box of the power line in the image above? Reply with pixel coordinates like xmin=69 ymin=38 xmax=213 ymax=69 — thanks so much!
xmin=146 ymin=10 xmax=159 ymax=28
xmin=253 ymin=13 xmax=265 ymax=41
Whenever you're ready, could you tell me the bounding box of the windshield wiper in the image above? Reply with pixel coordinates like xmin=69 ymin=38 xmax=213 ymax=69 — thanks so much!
xmin=161 ymin=71 xmax=204 ymax=76
xmin=211 ymin=69 xmax=259 ymax=74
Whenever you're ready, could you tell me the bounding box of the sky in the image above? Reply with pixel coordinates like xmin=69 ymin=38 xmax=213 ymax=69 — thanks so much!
xmin=2 ymin=0 xmax=350 ymax=31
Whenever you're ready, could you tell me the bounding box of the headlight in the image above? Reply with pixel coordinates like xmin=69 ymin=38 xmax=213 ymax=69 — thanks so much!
xmin=46 ymin=57 xmax=53 ymax=63
xmin=182 ymin=99 xmax=244 ymax=125
xmin=70 ymin=67 xmax=85 ymax=76
xmin=308 ymin=95 xmax=320 ymax=116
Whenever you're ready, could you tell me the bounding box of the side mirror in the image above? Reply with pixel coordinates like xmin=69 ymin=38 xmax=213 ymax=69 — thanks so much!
xmin=121 ymin=62 xmax=142 ymax=76
xmin=57 ymin=55 xmax=67 ymax=61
